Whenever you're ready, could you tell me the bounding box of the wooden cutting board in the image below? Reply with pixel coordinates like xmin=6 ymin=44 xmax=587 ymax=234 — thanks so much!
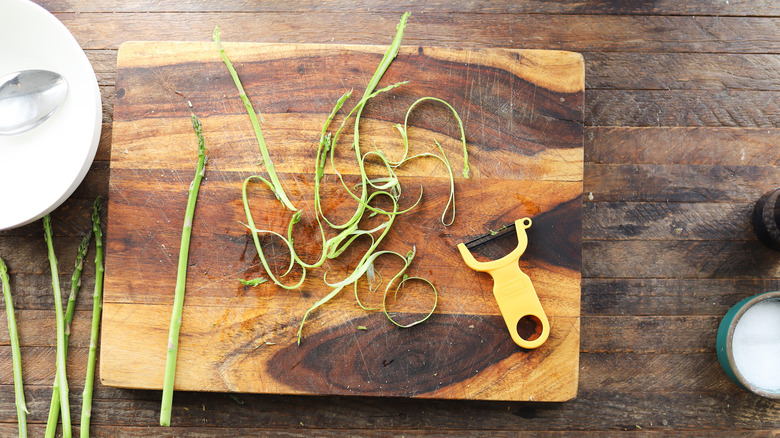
xmin=101 ymin=41 xmax=584 ymax=402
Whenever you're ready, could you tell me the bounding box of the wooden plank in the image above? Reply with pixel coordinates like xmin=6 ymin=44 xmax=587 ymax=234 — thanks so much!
xmin=0 ymin=272 xmax=97 ymax=310
xmin=49 ymin=13 xmax=780 ymax=53
xmin=581 ymin=316 xmax=718 ymax=354
xmin=0 ymin=425 xmax=530 ymax=438
xmin=585 ymin=53 xmax=780 ymax=91
xmin=0 ymin=373 xmax=777 ymax=431
xmin=84 ymin=51 xmax=119 ymax=87
xmin=0 ymin=198 xmax=103 ymax=239
xmin=71 ymin=162 xmax=109 ymax=200
xmin=583 ymin=240 xmax=780 ymax=279
xmin=423 ymin=54 xmax=780 ymax=94
xmin=0 ymin=346 xmax=90 ymax=386
xmin=99 ymin=86 xmax=116 ymax=123
xmin=585 ymin=164 xmax=780 ymax=202
xmin=581 ymin=353 xmax=731 ymax=392
xmin=0 ymin=310 xmax=94 ymax=347
xmin=1 ymin=428 xmax=764 ymax=438
xmin=34 ymin=0 xmax=780 ymax=16
xmin=101 ymin=41 xmax=583 ymax=401
xmin=2 ymin=421 xmax=778 ymax=436
xmin=586 ymin=127 xmax=780 ymax=165
xmin=584 ymin=202 xmax=755 ymax=240
xmin=583 ymin=278 xmax=780 ymax=316
xmin=85 ymin=50 xmax=118 ymax=74
xmin=586 ymin=89 xmax=780 ymax=127
xmin=15 ymin=425 xmax=682 ymax=438
xmin=0 ymin=344 xmax=779 ymax=431
xmin=0 ymin=235 xmax=99 ymax=278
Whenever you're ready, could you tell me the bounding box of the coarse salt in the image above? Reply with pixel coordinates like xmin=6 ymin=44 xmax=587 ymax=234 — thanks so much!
xmin=732 ymin=299 xmax=780 ymax=392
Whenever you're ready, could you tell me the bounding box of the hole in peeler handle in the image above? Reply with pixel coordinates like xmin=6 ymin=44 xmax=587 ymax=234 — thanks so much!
xmin=517 ymin=314 xmax=543 ymax=342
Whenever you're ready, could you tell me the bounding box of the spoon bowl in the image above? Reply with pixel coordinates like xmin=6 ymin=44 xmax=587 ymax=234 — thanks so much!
xmin=0 ymin=69 xmax=68 ymax=135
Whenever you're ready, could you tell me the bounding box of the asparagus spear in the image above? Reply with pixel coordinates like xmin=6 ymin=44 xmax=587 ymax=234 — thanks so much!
xmin=0 ymin=258 xmax=28 ymax=438
xmin=43 ymin=215 xmax=71 ymax=437
xmin=81 ymin=198 xmax=104 ymax=437
xmin=45 ymin=228 xmax=91 ymax=438
xmin=160 ymin=114 xmax=207 ymax=426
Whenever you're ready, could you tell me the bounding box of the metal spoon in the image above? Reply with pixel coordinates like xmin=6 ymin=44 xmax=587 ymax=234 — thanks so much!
xmin=0 ymin=70 xmax=68 ymax=135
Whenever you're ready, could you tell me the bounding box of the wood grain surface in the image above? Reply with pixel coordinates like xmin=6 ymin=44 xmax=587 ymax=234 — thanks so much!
xmin=0 ymin=1 xmax=778 ymax=435
xmin=100 ymin=41 xmax=583 ymax=401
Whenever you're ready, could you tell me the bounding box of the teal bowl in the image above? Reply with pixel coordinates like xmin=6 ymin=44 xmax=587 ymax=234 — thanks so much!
xmin=716 ymin=291 xmax=780 ymax=399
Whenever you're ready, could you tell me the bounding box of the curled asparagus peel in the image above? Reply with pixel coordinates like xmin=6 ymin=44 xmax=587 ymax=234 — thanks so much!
xmin=0 ymin=258 xmax=28 ymax=438
xmin=229 ymin=12 xmax=467 ymax=342
xmin=160 ymin=114 xmax=207 ymax=427
xmin=294 ymin=13 xmax=460 ymax=339
xmin=45 ymin=227 xmax=91 ymax=438
xmin=43 ymin=215 xmax=72 ymax=438
xmin=81 ymin=198 xmax=104 ymax=438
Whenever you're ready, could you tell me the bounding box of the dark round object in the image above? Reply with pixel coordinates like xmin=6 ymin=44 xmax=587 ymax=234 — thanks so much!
xmin=752 ymin=188 xmax=780 ymax=251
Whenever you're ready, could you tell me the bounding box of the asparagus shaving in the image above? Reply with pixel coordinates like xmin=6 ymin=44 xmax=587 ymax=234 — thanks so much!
xmin=366 ymin=262 xmax=378 ymax=289
xmin=214 ymin=26 xmax=297 ymax=212
xmin=45 ymin=228 xmax=92 ymax=438
xmin=291 ymin=87 xmax=431 ymax=267
xmin=0 ymin=258 xmax=28 ymax=438
xmin=81 ymin=198 xmax=104 ymax=438
xmin=292 ymin=83 xmax=409 ymax=269
xmin=354 ymin=274 xmax=381 ymax=312
xmin=394 ymin=96 xmax=470 ymax=178
xmin=241 ymin=177 xmax=306 ymax=289
xmin=393 ymin=142 xmax=457 ymax=226
xmin=240 ymin=278 xmax=268 ymax=286
xmin=160 ymin=114 xmax=208 ymax=427
xmin=318 ymin=80 xmax=410 ymax=230
xmin=228 ymin=12 xmax=467 ymax=343
xmin=384 ymin=274 xmax=438 ymax=328
xmin=313 ymin=13 xmax=411 ymax=231
xmin=322 ymin=196 xmax=398 ymax=289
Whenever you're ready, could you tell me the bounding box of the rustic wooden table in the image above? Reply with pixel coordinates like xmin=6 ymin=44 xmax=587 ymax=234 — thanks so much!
xmin=1 ymin=1 xmax=779 ymax=436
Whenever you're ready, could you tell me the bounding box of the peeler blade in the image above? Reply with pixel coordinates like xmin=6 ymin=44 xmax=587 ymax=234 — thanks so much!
xmin=463 ymin=222 xmax=517 ymax=250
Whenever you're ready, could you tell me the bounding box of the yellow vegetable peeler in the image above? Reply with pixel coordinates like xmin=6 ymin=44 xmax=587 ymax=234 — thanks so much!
xmin=457 ymin=217 xmax=550 ymax=349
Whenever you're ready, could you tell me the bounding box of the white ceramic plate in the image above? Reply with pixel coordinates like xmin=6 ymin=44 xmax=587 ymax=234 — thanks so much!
xmin=0 ymin=0 xmax=102 ymax=230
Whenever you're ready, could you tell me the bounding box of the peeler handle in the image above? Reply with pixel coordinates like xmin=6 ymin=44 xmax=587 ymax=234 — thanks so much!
xmin=489 ymin=262 xmax=550 ymax=349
